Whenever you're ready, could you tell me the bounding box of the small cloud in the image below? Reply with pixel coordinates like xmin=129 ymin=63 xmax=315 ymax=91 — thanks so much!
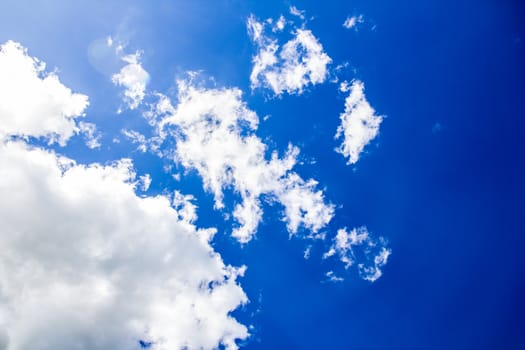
xmin=271 ymin=15 xmax=286 ymax=32
xmin=121 ymin=129 xmax=148 ymax=152
xmin=289 ymin=6 xmax=305 ymax=19
xmin=339 ymin=80 xmax=351 ymax=93
xmin=359 ymin=247 xmax=391 ymax=282
xmin=78 ymin=121 xmax=101 ymax=149
xmin=335 ymin=80 xmax=383 ymax=164
xmin=343 ymin=15 xmax=364 ymax=30
xmin=112 ymin=51 xmax=150 ymax=110
xmin=303 ymin=245 xmax=312 ymax=259
xmin=325 ymin=271 xmax=344 ymax=283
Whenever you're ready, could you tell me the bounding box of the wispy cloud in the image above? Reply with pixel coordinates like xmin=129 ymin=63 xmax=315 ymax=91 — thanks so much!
xmin=78 ymin=121 xmax=102 ymax=149
xmin=289 ymin=5 xmax=305 ymax=19
xmin=324 ymin=227 xmax=391 ymax=282
xmin=343 ymin=15 xmax=364 ymax=30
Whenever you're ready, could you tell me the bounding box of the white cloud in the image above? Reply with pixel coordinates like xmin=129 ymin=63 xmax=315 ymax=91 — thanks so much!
xmin=0 ymin=140 xmax=248 ymax=350
xmin=151 ymin=80 xmax=334 ymax=243
xmin=78 ymin=121 xmax=101 ymax=149
xmin=289 ymin=6 xmax=305 ymax=19
xmin=343 ymin=15 xmax=364 ymax=30
xmin=112 ymin=51 xmax=149 ymax=110
xmin=273 ymin=15 xmax=286 ymax=32
xmin=138 ymin=173 xmax=151 ymax=191
xmin=172 ymin=190 xmax=198 ymax=224
xmin=325 ymin=271 xmax=344 ymax=283
xmin=335 ymin=80 xmax=383 ymax=164
xmin=303 ymin=245 xmax=312 ymax=259
xmin=0 ymin=41 xmax=89 ymax=146
xmin=248 ymin=15 xmax=332 ymax=96
xmin=121 ymin=128 xmax=149 ymax=152
xmin=324 ymin=227 xmax=390 ymax=282
xmin=359 ymin=246 xmax=391 ymax=282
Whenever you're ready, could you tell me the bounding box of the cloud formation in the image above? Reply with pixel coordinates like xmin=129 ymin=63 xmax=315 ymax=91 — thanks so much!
xmin=0 ymin=41 xmax=248 ymax=350
xmin=336 ymin=80 xmax=383 ymax=164
xmin=151 ymin=80 xmax=334 ymax=242
xmin=324 ymin=227 xmax=391 ymax=282
xmin=0 ymin=33 xmax=390 ymax=350
xmin=247 ymin=15 xmax=332 ymax=96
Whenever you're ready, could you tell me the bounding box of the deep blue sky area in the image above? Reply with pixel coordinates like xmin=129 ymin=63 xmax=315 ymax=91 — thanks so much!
xmin=0 ymin=0 xmax=524 ymax=349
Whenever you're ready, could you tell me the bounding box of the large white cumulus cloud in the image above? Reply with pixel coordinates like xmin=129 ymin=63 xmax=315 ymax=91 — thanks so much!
xmin=0 ymin=142 xmax=248 ymax=350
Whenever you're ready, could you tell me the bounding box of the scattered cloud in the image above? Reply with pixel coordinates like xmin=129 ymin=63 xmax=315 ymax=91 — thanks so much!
xmin=111 ymin=46 xmax=149 ymax=111
xmin=343 ymin=15 xmax=364 ymax=30
xmin=273 ymin=15 xmax=286 ymax=32
xmin=289 ymin=6 xmax=305 ymax=20
xmin=335 ymin=80 xmax=383 ymax=164
xmin=359 ymin=246 xmax=391 ymax=282
xmin=121 ymin=128 xmax=149 ymax=152
xmin=0 ymin=41 xmax=89 ymax=146
xmin=303 ymin=245 xmax=312 ymax=259
xmin=324 ymin=227 xmax=391 ymax=282
xmin=150 ymin=79 xmax=334 ymax=242
xmin=247 ymin=15 xmax=332 ymax=96
xmin=78 ymin=121 xmax=101 ymax=149
xmin=325 ymin=271 xmax=344 ymax=283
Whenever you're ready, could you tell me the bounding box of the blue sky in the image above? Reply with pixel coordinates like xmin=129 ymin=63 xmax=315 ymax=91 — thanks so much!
xmin=0 ymin=0 xmax=524 ymax=349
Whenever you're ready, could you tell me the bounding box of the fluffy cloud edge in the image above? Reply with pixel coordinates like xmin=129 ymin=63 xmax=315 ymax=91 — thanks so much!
xmin=335 ymin=80 xmax=383 ymax=164
xmin=111 ymin=48 xmax=150 ymax=111
xmin=0 ymin=139 xmax=249 ymax=350
xmin=247 ymin=14 xmax=332 ymax=96
xmin=0 ymin=40 xmax=89 ymax=146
